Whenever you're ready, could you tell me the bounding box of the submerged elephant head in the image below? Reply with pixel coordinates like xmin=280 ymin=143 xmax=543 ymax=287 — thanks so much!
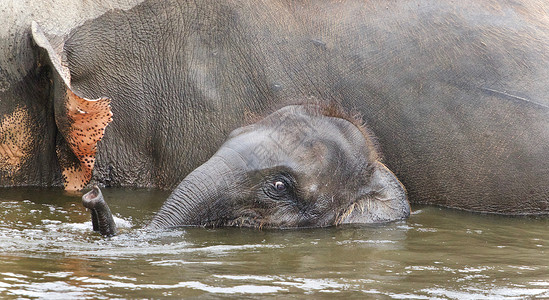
xmin=84 ymin=104 xmax=409 ymax=235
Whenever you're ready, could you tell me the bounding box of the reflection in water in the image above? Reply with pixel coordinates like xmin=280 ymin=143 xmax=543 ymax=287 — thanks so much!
xmin=0 ymin=188 xmax=548 ymax=298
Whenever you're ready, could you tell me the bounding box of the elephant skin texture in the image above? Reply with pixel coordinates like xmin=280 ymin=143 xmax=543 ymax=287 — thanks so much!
xmin=1 ymin=0 xmax=549 ymax=215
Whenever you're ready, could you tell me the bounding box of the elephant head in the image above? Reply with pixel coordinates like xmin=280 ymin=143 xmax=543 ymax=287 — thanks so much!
xmin=84 ymin=104 xmax=409 ymax=235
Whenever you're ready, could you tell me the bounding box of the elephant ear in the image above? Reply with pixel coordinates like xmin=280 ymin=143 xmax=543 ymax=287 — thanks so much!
xmin=340 ymin=161 xmax=409 ymax=224
xmin=32 ymin=22 xmax=113 ymax=191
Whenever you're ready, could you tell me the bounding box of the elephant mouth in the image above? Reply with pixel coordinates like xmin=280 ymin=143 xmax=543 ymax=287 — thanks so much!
xmin=198 ymin=209 xmax=324 ymax=229
xmin=225 ymin=215 xmax=266 ymax=229
xmin=188 ymin=210 xmax=266 ymax=229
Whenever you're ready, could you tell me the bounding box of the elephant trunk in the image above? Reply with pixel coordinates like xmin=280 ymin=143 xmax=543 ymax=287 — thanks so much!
xmin=146 ymin=155 xmax=234 ymax=230
xmin=82 ymin=186 xmax=117 ymax=236
xmin=81 ymin=156 xmax=234 ymax=235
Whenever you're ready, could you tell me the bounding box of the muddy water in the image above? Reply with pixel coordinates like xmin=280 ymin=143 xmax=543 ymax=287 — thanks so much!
xmin=0 ymin=188 xmax=547 ymax=299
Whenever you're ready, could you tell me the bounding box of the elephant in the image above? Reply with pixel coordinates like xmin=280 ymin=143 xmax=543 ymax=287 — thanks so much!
xmin=2 ymin=0 xmax=549 ymax=215
xmin=83 ymin=104 xmax=410 ymax=235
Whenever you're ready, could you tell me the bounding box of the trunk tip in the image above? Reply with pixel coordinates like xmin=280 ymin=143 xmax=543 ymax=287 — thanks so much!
xmin=82 ymin=185 xmax=102 ymax=208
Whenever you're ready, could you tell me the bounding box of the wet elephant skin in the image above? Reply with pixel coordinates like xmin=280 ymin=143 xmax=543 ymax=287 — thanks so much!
xmin=2 ymin=0 xmax=549 ymax=215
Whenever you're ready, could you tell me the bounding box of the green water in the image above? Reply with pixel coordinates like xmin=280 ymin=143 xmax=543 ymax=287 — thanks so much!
xmin=0 ymin=188 xmax=547 ymax=299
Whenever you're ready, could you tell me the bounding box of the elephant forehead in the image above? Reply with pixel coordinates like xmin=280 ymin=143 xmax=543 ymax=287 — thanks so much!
xmin=264 ymin=121 xmax=369 ymax=167
xmin=219 ymin=127 xmax=367 ymax=176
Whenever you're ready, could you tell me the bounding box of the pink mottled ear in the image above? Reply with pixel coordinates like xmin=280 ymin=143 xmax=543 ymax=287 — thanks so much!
xmin=56 ymin=89 xmax=112 ymax=191
xmin=32 ymin=22 xmax=113 ymax=191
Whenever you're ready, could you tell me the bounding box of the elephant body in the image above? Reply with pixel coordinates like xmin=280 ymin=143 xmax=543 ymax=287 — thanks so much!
xmin=2 ymin=0 xmax=549 ymax=214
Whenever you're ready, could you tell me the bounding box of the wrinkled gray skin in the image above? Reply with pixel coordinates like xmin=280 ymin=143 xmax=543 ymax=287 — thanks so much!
xmin=0 ymin=0 xmax=144 ymax=187
xmin=83 ymin=105 xmax=409 ymax=235
xmin=2 ymin=0 xmax=549 ymax=215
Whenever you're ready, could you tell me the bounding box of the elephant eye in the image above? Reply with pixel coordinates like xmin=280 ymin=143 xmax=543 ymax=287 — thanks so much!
xmin=262 ymin=174 xmax=294 ymax=200
xmin=274 ymin=181 xmax=286 ymax=191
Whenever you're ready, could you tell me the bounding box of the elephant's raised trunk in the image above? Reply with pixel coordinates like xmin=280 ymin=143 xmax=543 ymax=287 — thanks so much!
xmin=82 ymin=186 xmax=117 ymax=236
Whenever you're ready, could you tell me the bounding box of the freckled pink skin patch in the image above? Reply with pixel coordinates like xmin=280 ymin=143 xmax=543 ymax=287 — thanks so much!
xmin=61 ymin=89 xmax=113 ymax=191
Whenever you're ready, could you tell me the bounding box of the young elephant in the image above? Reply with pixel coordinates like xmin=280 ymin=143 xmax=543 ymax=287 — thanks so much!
xmin=83 ymin=104 xmax=409 ymax=236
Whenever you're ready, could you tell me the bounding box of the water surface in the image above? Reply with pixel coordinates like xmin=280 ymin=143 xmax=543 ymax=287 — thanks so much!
xmin=0 ymin=188 xmax=547 ymax=299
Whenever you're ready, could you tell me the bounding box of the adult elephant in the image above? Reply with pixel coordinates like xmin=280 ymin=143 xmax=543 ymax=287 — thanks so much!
xmin=1 ymin=0 xmax=549 ymax=215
